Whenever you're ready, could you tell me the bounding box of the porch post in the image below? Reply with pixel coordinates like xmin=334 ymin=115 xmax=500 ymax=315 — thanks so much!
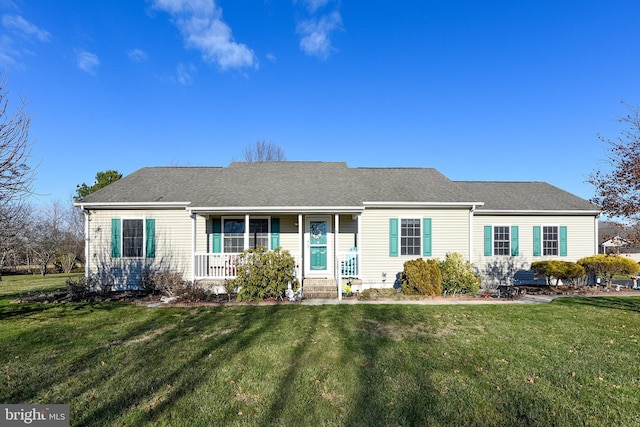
xmin=357 ymin=213 xmax=362 ymax=278
xmin=335 ymin=213 xmax=341 ymax=300
xmin=298 ymin=214 xmax=303 ymax=285
xmin=469 ymin=206 xmax=475 ymax=263
xmin=191 ymin=213 xmax=196 ymax=282
xmin=244 ymin=214 xmax=250 ymax=251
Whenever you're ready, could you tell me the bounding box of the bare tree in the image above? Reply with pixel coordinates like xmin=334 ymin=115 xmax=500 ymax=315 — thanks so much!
xmin=242 ymin=140 xmax=286 ymax=162
xmin=0 ymin=201 xmax=31 ymax=280
xmin=589 ymin=102 xmax=640 ymax=240
xmin=29 ymin=201 xmax=66 ymax=276
xmin=0 ymin=72 xmax=34 ymax=279
xmin=0 ymin=72 xmax=35 ymax=205
xmin=57 ymin=203 xmax=85 ymax=273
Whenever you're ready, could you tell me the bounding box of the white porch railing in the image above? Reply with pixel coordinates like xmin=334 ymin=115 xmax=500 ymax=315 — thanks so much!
xmin=338 ymin=250 xmax=359 ymax=279
xmin=194 ymin=252 xmax=301 ymax=280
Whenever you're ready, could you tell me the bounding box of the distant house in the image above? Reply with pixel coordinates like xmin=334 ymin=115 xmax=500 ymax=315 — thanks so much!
xmin=598 ymin=221 xmax=640 ymax=262
xmin=74 ymin=162 xmax=600 ymax=297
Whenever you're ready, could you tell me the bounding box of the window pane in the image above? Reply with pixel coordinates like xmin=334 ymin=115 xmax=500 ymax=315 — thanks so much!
xmin=123 ymin=219 xmax=143 ymax=257
xmin=401 ymin=218 xmax=421 ymax=256
xmin=249 ymin=219 xmax=269 ymax=249
xmin=224 ymin=219 xmax=245 ymax=253
xmin=543 ymin=226 xmax=558 ymax=256
xmin=493 ymin=226 xmax=510 ymax=256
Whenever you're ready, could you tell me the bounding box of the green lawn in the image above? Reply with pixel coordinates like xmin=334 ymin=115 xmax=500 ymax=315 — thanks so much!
xmin=1 ymin=274 xmax=640 ymax=426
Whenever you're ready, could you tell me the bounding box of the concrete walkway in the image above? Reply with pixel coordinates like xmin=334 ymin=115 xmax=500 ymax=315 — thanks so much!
xmin=301 ymin=292 xmax=638 ymax=306
xmin=301 ymin=294 xmax=559 ymax=306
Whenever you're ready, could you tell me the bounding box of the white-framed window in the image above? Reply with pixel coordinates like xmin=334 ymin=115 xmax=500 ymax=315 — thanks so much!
xmin=122 ymin=218 xmax=144 ymax=257
xmin=400 ymin=218 xmax=421 ymax=256
xmin=249 ymin=217 xmax=269 ymax=249
xmin=222 ymin=217 xmax=271 ymax=253
xmin=543 ymin=225 xmax=559 ymax=256
xmin=111 ymin=217 xmax=155 ymax=259
xmin=223 ymin=217 xmax=245 ymax=253
xmin=493 ymin=225 xmax=510 ymax=256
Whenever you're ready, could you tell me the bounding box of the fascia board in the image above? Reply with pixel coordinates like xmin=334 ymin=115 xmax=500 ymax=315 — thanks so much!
xmin=473 ymin=209 xmax=601 ymax=216
xmin=362 ymin=201 xmax=484 ymax=208
xmin=188 ymin=206 xmax=365 ymax=214
xmin=74 ymin=202 xmax=191 ymax=209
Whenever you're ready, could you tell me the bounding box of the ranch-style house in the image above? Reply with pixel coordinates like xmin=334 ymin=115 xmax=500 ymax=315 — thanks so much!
xmin=74 ymin=162 xmax=600 ymax=298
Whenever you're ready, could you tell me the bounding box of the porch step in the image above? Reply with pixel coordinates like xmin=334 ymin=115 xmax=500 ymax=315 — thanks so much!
xmin=303 ymin=279 xmax=338 ymax=299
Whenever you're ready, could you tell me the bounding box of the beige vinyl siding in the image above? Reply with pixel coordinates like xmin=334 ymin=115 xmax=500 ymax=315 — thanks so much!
xmin=87 ymin=208 xmax=194 ymax=286
xmin=359 ymin=207 xmax=470 ymax=286
xmin=277 ymin=215 xmax=301 ymax=258
xmin=338 ymin=214 xmax=358 ymax=253
xmin=472 ymin=214 xmax=598 ymax=274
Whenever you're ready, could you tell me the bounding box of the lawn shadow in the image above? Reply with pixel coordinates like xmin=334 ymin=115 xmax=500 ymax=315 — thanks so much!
xmin=258 ymin=308 xmax=319 ymax=425
xmin=76 ymin=304 xmax=286 ymax=426
xmin=340 ymin=304 xmax=443 ymax=426
xmin=553 ymin=296 xmax=640 ymax=313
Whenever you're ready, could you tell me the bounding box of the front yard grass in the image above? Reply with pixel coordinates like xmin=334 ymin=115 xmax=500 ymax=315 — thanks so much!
xmin=1 ymin=274 xmax=639 ymax=426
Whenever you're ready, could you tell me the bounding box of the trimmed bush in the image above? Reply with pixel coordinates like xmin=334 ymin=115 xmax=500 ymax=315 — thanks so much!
xmin=235 ymin=247 xmax=299 ymax=302
xmin=531 ymin=260 xmax=586 ymax=287
xmin=401 ymin=258 xmax=442 ymax=296
xmin=577 ymin=254 xmax=640 ymax=287
xmin=438 ymin=252 xmax=481 ymax=295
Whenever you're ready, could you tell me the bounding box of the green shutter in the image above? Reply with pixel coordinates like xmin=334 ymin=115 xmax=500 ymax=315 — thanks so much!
xmin=484 ymin=226 xmax=492 ymax=256
xmin=271 ymin=218 xmax=280 ymax=249
xmin=559 ymin=226 xmax=567 ymax=256
xmin=511 ymin=225 xmax=519 ymax=256
xmin=145 ymin=218 xmax=155 ymax=258
xmin=533 ymin=226 xmax=541 ymax=256
xmin=111 ymin=218 xmax=121 ymax=258
xmin=422 ymin=218 xmax=432 ymax=256
xmin=212 ymin=218 xmax=222 ymax=253
xmin=389 ymin=218 xmax=398 ymax=257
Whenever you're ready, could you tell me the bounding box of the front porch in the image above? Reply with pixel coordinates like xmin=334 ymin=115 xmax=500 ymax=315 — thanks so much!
xmin=193 ymin=251 xmax=360 ymax=281
xmin=189 ymin=211 xmax=362 ymax=299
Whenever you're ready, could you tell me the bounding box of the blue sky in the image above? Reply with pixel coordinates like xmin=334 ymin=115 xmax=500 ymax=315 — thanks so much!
xmin=2 ymin=0 xmax=639 ymax=205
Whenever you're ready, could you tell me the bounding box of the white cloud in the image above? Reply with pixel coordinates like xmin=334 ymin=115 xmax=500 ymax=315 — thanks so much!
xmin=151 ymin=0 xmax=256 ymax=71
xmin=76 ymin=50 xmax=100 ymax=74
xmin=0 ymin=34 xmax=18 ymax=66
xmin=297 ymin=10 xmax=342 ymax=59
xmin=1 ymin=14 xmax=50 ymax=42
xmin=265 ymin=52 xmax=277 ymax=63
xmin=127 ymin=48 xmax=148 ymax=62
xmin=176 ymin=62 xmax=196 ymax=85
xmin=301 ymin=0 xmax=330 ymax=13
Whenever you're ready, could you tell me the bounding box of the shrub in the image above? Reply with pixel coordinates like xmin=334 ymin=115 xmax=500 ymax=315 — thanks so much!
xmin=531 ymin=260 xmax=585 ymax=286
xmin=401 ymin=258 xmax=442 ymax=296
xmin=235 ymin=247 xmax=299 ymax=302
xmin=143 ymin=271 xmax=186 ymax=296
xmin=171 ymin=281 xmax=209 ymax=302
xmin=358 ymin=288 xmax=398 ymax=300
xmin=66 ymin=276 xmax=92 ymax=301
xmin=577 ymin=254 xmax=640 ymax=287
xmin=438 ymin=252 xmax=481 ymax=295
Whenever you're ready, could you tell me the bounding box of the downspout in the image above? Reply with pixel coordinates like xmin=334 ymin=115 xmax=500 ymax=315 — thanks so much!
xmin=191 ymin=213 xmax=196 ymax=282
xmin=469 ymin=205 xmax=476 ymax=263
xmin=594 ymin=214 xmax=600 ymax=255
xmin=84 ymin=208 xmax=90 ymax=279
xmin=335 ymin=213 xmax=341 ymax=301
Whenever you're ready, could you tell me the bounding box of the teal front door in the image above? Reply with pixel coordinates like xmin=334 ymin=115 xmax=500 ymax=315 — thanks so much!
xmin=310 ymin=220 xmax=328 ymax=270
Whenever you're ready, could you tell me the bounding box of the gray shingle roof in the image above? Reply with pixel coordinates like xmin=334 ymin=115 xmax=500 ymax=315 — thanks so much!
xmin=77 ymin=162 xmax=598 ymax=213
xmin=454 ymin=181 xmax=598 ymax=211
